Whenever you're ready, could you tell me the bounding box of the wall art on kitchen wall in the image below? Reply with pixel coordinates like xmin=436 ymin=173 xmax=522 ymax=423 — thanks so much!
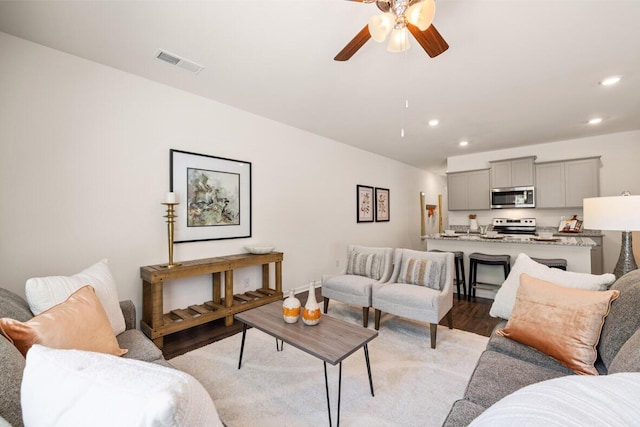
xmin=375 ymin=187 xmax=390 ymax=222
xmin=170 ymin=149 xmax=251 ymax=242
xmin=357 ymin=185 xmax=374 ymax=223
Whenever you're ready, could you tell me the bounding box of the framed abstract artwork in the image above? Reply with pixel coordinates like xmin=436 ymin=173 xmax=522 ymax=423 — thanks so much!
xmin=375 ymin=187 xmax=390 ymax=222
xmin=170 ymin=149 xmax=251 ymax=242
xmin=357 ymin=185 xmax=374 ymax=223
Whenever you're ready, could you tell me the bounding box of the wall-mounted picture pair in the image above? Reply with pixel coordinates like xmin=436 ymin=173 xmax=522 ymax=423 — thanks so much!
xmin=357 ymin=185 xmax=390 ymax=223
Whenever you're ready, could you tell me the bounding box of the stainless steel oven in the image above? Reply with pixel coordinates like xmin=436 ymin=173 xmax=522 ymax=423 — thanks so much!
xmin=491 ymin=186 xmax=535 ymax=209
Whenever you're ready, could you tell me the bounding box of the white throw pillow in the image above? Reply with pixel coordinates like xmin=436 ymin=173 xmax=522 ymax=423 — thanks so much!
xmin=25 ymin=259 xmax=126 ymax=335
xmin=469 ymin=373 xmax=640 ymax=427
xmin=22 ymin=345 xmax=223 ymax=427
xmin=489 ymin=253 xmax=615 ymax=320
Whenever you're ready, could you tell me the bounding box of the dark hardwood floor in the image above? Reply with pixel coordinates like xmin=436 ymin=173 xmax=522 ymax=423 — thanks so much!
xmin=161 ymin=288 xmax=500 ymax=360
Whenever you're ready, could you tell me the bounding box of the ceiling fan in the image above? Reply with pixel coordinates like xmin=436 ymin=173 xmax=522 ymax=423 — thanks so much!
xmin=335 ymin=0 xmax=449 ymax=61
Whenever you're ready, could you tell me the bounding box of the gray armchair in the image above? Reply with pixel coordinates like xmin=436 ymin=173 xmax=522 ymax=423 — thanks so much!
xmin=322 ymin=245 xmax=394 ymax=327
xmin=372 ymin=249 xmax=454 ymax=349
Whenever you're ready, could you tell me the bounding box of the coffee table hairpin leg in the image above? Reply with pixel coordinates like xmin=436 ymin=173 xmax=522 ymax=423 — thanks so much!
xmin=238 ymin=324 xmax=248 ymax=369
xmin=324 ymin=344 xmax=374 ymax=427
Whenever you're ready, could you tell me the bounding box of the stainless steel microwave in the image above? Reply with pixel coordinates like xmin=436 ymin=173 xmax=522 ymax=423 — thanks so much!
xmin=491 ymin=186 xmax=535 ymax=209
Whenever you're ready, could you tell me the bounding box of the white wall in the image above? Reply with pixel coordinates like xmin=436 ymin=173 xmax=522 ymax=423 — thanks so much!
xmin=445 ymin=131 xmax=640 ymax=273
xmin=0 ymin=33 xmax=446 ymax=312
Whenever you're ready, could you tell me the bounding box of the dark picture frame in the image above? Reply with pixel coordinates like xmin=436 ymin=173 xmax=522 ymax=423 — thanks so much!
xmin=375 ymin=187 xmax=390 ymax=222
xmin=170 ymin=149 xmax=251 ymax=243
xmin=357 ymin=185 xmax=374 ymax=223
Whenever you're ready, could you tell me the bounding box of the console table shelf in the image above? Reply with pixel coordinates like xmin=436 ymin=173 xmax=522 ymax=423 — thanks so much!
xmin=140 ymin=252 xmax=283 ymax=348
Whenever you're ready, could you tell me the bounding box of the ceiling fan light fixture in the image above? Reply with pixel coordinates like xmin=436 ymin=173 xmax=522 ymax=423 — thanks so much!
xmin=369 ymin=12 xmax=395 ymax=42
xmin=406 ymin=0 xmax=436 ymax=31
xmin=387 ymin=27 xmax=410 ymax=52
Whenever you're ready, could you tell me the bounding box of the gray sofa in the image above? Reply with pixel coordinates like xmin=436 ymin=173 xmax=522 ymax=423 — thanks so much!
xmin=0 ymin=287 xmax=169 ymax=427
xmin=443 ymin=269 xmax=640 ymax=426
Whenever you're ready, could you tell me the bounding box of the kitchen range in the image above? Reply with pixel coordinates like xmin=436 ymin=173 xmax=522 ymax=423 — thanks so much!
xmin=491 ymin=218 xmax=537 ymax=235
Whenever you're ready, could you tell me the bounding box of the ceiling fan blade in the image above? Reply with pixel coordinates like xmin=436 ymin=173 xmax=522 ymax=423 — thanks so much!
xmin=334 ymin=25 xmax=371 ymax=61
xmin=407 ymin=23 xmax=449 ymax=58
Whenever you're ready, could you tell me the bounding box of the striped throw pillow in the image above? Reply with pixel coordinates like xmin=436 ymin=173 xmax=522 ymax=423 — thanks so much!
xmin=346 ymin=252 xmax=383 ymax=280
xmin=397 ymin=257 xmax=444 ymax=290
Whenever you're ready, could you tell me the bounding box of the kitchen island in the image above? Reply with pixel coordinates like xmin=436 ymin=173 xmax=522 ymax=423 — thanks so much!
xmin=422 ymin=233 xmax=596 ymax=299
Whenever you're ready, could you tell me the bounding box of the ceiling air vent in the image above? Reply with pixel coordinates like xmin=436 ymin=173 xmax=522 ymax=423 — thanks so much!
xmin=154 ymin=49 xmax=205 ymax=74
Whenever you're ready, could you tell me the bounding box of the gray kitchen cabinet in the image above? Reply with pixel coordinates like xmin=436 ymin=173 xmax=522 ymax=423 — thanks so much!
xmin=590 ymin=236 xmax=603 ymax=275
xmin=565 ymin=158 xmax=600 ymax=207
xmin=535 ymin=162 xmax=565 ymax=208
xmin=490 ymin=156 xmax=535 ymax=188
xmin=535 ymin=157 xmax=600 ymax=208
xmin=448 ymin=169 xmax=490 ymax=211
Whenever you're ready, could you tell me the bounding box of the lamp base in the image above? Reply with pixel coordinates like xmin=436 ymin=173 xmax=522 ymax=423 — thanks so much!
xmin=159 ymin=263 xmax=182 ymax=269
xmin=613 ymin=231 xmax=638 ymax=279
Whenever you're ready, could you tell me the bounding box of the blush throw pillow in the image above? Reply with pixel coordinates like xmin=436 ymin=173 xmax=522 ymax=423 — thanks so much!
xmin=497 ymin=274 xmax=619 ymax=375
xmin=21 ymin=345 xmax=223 ymax=427
xmin=0 ymin=286 xmax=127 ymax=357
xmin=25 ymin=259 xmax=126 ymax=335
xmin=397 ymin=257 xmax=444 ymax=290
xmin=490 ymin=253 xmax=615 ymax=320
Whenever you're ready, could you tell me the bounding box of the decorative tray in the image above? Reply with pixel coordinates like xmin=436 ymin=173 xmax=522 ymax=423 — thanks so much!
xmin=480 ymin=235 xmax=504 ymax=240
xmin=441 ymin=234 xmax=459 ymax=238
xmin=531 ymin=237 xmax=561 ymax=242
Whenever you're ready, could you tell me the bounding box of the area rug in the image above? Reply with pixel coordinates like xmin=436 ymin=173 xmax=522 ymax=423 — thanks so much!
xmin=171 ymin=301 xmax=488 ymax=427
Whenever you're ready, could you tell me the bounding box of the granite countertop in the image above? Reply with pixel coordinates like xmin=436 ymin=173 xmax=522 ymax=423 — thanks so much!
xmin=446 ymin=225 xmax=604 ymax=238
xmin=422 ymin=233 xmax=596 ymax=247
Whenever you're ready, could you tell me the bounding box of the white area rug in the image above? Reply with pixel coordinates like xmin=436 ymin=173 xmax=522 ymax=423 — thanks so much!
xmin=171 ymin=302 xmax=488 ymax=427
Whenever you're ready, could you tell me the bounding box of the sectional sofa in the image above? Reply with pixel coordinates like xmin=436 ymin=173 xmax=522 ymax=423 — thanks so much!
xmin=444 ymin=269 xmax=640 ymax=426
xmin=0 ymin=286 xmax=169 ymax=426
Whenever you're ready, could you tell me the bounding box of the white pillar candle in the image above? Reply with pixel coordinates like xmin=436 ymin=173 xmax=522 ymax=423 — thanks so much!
xmin=165 ymin=192 xmax=177 ymax=204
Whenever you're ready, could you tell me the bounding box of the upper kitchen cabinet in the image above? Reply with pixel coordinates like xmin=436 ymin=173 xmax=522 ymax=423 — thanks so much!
xmin=535 ymin=157 xmax=600 ymax=208
xmin=490 ymin=156 xmax=536 ymax=188
xmin=448 ymin=169 xmax=491 ymax=211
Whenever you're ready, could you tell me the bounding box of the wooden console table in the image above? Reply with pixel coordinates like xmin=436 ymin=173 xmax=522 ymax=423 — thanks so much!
xmin=140 ymin=252 xmax=283 ymax=348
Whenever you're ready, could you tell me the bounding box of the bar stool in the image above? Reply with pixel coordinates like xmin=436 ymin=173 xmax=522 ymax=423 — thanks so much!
xmin=468 ymin=253 xmax=511 ymax=301
xmin=430 ymin=250 xmax=466 ymax=300
xmin=530 ymin=257 xmax=568 ymax=270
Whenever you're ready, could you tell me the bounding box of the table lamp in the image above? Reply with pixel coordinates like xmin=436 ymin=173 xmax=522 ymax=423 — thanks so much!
xmin=583 ymin=191 xmax=640 ymax=278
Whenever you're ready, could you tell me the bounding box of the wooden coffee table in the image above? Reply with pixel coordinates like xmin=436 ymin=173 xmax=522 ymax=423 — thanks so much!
xmin=235 ymin=301 xmax=378 ymax=427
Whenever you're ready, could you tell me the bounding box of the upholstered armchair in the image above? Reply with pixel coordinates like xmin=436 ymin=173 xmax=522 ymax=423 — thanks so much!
xmin=322 ymin=245 xmax=394 ymax=327
xmin=372 ymin=249 xmax=454 ymax=349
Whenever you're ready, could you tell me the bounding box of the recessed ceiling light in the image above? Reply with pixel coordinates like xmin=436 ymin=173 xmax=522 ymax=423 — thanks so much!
xmin=459 ymin=140 xmax=469 ymax=147
xmin=600 ymin=76 xmax=621 ymax=86
xmin=429 ymin=119 xmax=439 ymax=127
xmin=588 ymin=117 xmax=603 ymax=125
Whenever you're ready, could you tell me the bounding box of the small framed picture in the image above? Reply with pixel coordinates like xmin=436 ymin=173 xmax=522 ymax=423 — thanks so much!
xmin=375 ymin=187 xmax=390 ymax=222
xmin=356 ymin=185 xmax=374 ymax=223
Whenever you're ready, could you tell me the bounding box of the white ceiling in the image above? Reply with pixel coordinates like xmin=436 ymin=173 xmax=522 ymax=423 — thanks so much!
xmin=1 ymin=0 xmax=639 ymax=171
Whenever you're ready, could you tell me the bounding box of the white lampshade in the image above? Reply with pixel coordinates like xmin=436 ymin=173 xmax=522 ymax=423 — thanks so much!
xmin=583 ymin=195 xmax=640 ymax=231
xmin=406 ymin=0 xmax=436 ymax=31
xmin=368 ymin=13 xmax=394 ymax=43
xmin=387 ymin=28 xmax=410 ymax=52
